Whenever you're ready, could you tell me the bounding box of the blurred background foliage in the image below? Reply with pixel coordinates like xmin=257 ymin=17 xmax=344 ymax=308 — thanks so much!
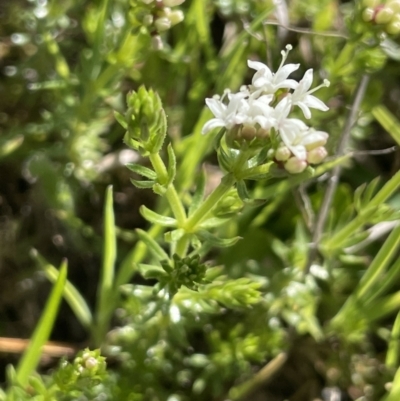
xmin=0 ymin=0 xmax=400 ymax=400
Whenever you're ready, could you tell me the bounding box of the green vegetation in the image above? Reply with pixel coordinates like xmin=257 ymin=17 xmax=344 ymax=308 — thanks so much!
xmin=0 ymin=0 xmax=400 ymax=400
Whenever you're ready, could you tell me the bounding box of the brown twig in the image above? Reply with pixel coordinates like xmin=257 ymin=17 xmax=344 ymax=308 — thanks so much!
xmin=0 ymin=337 xmax=78 ymax=358
xmin=305 ymin=74 xmax=371 ymax=273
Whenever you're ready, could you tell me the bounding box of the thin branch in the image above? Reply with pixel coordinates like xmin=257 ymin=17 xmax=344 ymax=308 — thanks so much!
xmin=305 ymin=74 xmax=371 ymax=273
xmin=262 ymin=20 xmax=349 ymax=39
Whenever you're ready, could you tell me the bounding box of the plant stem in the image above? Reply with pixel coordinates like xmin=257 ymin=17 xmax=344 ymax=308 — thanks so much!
xmin=175 ymin=234 xmax=190 ymax=258
xmin=228 ymin=353 xmax=287 ymax=401
xmin=185 ymin=173 xmax=236 ymax=231
xmin=305 ymin=74 xmax=370 ymax=273
xmin=149 ymin=153 xmax=187 ymax=226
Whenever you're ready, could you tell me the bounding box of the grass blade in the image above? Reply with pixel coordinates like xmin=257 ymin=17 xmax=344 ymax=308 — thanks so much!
xmin=15 ymin=260 xmax=67 ymax=386
xmin=94 ymin=185 xmax=116 ymax=345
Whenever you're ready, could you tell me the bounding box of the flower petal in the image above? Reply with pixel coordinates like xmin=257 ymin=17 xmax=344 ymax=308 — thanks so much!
xmin=201 ymin=119 xmax=225 ymax=135
xmin=275 ymin=63 xmax=300 ymax=82
xmin=205 ymin=98 xmax=226 ymax=118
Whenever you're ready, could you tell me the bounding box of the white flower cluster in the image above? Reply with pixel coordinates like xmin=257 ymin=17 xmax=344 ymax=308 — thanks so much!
xmin=202 ymin=45 xmax=331 ymax=174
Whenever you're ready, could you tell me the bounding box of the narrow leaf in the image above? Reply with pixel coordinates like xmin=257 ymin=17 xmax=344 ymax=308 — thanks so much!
xmin=95 ymin=185 xmax=117 ymax=345
xmin=197 ymin=230 xmax=242 ymax=248
xmin=136 ymin=229 xmax=170 ymax=261
xmin=130 ymin=178 xmax=155 ymax=189
xmin=372 ymin=105 xmax=400 ymax=146
xmin=114 ymin=111 xmax=128 ymax=129
xmin=386 ymin=311 xmax=400 ymax=369
xmin=16 ymin=261 xmax=67 ymax=386
xmin=198 ymin=217 xmax=230 ymax=229
xmin=140 ymin=205 xmax=177 ymax=227
xmin=33 ymin=252 xmax=92 ymax=328
xmin=357 ymin=224 xmax=400 ymax=299
xmin=126 ymin=163 xmax=157 ymax=180
xmin=167 ymin=143 xmax=176 ymax=185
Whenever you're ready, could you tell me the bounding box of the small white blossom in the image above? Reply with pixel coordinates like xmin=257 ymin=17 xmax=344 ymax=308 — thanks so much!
xmin=274 ymin=97 xmax=309 ymax=160
xmin=235 ymin=94 xmax=275 ymax=130
xmin=202 ymin=91 xmax=247 ymax=135
xmin=290 ymin=69 xmax=330 ymax=119
xmin=248 ymin=45 xmax=299 ymax=94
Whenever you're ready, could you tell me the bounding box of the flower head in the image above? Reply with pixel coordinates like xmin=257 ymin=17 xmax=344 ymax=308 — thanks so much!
xmin=202 ymin=91 xmax=247 ymax=135
xmin=201 ymin=45 xmax=331 ymax=173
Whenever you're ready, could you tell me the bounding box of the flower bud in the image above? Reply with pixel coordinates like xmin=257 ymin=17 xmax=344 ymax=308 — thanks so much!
xmin=275 ymin=146 xmax=291 ymax=162
xmin=169 ymin=10 xmax=184 ymax=26
xmin=307 ymin=146 xmax=328 ymax=164
xmin=303 ymin=130 xmax=328 ymax=151
xmin=239 ymin=125 xmax=257 ymax=141
xmin=362 ymin=7 xmax=375 ymax=21
xmin=386 ymin=19 xmax=400 ymax=34
xmin=123 ymin=86 xmax=167 ymax=154
xmin=155 ymin=16 xmax=171 ymax=31
xmin=143 ymin=14 xmax=154 ymax=26
xmin=256 ymin=128 xmax=270 ymax=139
xmin=375 ymin=7 xmax=394 ymax=24
xmin=284 ymin=157 xmax=308 ymax=174
xmin=387 ymin=0 xmax=400 ymax=13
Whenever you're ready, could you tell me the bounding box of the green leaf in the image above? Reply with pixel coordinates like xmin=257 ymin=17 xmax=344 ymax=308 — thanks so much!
xmin=15 ymin=261 xmax=67 ymax=386
xmin=114 ymin=110 xmax=128 ymax=129
xmin=130 ymin=178 xmax=155 ymax=189
xmin=237 ymin=180 xmax=250 ymax=201
xmin=238 ymin=162 xmax=273 ymax=181
xmin=212 ymin=128 xmax=225 ymax=150
xmin=357 ymin=224 xmax=400 ymax=299
xmin=164 ymin=228 xmax=186 ymax=243
xmin=324 ymin=170 xmax=400 ymax=250
xmin=197 ymin=230 xmax=242 ymax=248
xmin=198 ymin=217 xmax=230 ymax=229
xmin=32 ymin=251 xmax=92 ymax=329
xmin=167 ymin=143 xmax=176 ymax=185
xmin=137 ymin=263 xmax=168 ymax=279
xmin=153 ymin=182 xmax=167 ymax=196
xmin=217 ymin=146 xmax=233 ymax=173
xmin=136 ymin=228 xmax=170 ymax=261
xmin=94 ymin=185 xmax=116 ymax=346
xmin=372 ymin=104 xmax=400 ymax=146
xmin=386 ymin=311 xmax=400 ymax=369
xmin=140 ymin=205 xmax=177 ymax=227
xmin=383 ymin=366 xmax=400 ymax=401
xmin=126 ymin=163 xmax=157 ymax=180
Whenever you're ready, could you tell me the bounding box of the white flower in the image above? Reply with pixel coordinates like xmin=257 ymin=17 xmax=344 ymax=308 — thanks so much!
xmin=274 ymin=97 xmax=309 ymax=160
xmin=202 ymin=91 xmax=247 ymax=135
xmin=290 ymin=69 xmax=330 ymax=119
xmin=248 ymin=45 xmax=299 ymax=94
xmin=235 ymin=94 xmax=275 ymax=130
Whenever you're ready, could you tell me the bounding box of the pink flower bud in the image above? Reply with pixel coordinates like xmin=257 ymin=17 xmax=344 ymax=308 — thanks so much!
xmin=307 ymin=146 xmax=328 ymax=164
xmin=375 ymin=7 xmax=394 ymax=24
xmin=284 ymin=157 xmax=308 ymax=174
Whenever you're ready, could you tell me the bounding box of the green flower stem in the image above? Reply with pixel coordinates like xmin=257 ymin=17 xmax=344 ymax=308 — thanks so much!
xmin=185 ymin=149 xmax=250 ymax=231
xmin=185 ymin=173 xmax=236 ymax=231
xmin=149 ymin=153 xmax=187 ymax=226
xmin=175 ymin=234 xmax=191 ymax=259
